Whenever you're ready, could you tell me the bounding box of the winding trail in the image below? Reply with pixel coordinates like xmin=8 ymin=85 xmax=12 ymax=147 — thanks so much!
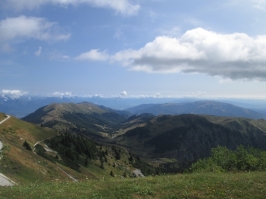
xmin=0 ymin=115 xmax=10 ymax=125
xmin=0 ymin=115 xmax=15 ymax=186
xmin=57 ymin=166 xmax=78 ymax=182
xmin=0 ymin=115 xmax=11 ymax=152
xmin=33 ymin=139 xmax=45 ymax=152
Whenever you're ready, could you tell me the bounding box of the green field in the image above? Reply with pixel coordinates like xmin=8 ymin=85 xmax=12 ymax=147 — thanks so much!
xmin=1 ymin=172 xmax=266 ymax=199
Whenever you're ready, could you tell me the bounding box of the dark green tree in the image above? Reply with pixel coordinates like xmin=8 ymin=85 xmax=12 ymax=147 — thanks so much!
xmin=23 ymin=140 xmax=32 ymax=151
xmin=110 ymin=171 xmax=115 ymax=177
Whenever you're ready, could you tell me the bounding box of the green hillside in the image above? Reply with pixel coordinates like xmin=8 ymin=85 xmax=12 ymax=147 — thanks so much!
xmin=22 ymin=102 xmax=128 ymax=137
xmin=0 ymin=115 xmax=157 ymax=184
xmin=115 ymin=114 xmax=266 ymax=171
xmin=21 ymin=103 xmax=266 ymax=172
xmin=0 ymin=115 xmax=61 ymax=183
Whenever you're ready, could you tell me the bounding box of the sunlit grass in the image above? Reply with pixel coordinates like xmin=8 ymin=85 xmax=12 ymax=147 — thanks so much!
xmin=1 ymin=172 xmax=266 ymax=199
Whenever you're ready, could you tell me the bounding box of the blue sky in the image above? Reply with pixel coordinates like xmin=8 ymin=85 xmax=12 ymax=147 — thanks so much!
xmin=1 ymin=0 xmax=266 ymax=99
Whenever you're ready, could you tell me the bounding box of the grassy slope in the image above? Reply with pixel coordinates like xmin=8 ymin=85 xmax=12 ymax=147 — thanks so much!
xmin=23 ymin=102 xmax=127 ymax=136
xmin=0 ymin=115 xmax=142 ymax=184
xmin=0 ymin=116 xmax=104 ymax=183
xmin=204 ymin=115 xmax=266 ymax=132
xmin=0 ymin=116 xmax=64 ymax=183
xmin=0 ymin=172 xmax=266 ymax=199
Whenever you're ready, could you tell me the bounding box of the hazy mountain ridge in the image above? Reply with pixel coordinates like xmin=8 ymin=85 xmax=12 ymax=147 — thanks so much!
xmin=2 ymin=95 xmax=266 ymax=118
xmin=126 ymin=101 xmax=265 ymax=119
xmin=0 ymin=96 xmax=179 ymax=118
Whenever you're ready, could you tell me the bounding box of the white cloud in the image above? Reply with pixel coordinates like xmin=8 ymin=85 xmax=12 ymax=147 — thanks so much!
xmin=76 ymin=49 xmax=109 ymax=61
xmin=5 ymin=0 xmax=140 ymax=16
xmin=35 ymin=46 xmax=42 ymax=56
xmin=111 ymin=28 xmax=266 ymax=81
xmin=51 ymin=92 xmax=73 ymax=98
xmin=1 ymin=89 xmax=28 ymax=99
xmin=120 ymin=91 xmax=127 ymax=97
xmin=253 ymin=0 xmax=266 ymax=11
xmin=93 ymin=94 xmax=103 ymax=98
xmin=0 ymin=15 xmax=70 ymax=43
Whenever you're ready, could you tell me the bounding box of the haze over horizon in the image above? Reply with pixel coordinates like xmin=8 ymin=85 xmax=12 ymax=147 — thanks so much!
xmin=1 ymin=0 xmax=266 ymax=99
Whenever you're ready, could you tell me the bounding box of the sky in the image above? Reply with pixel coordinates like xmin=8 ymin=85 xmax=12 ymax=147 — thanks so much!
xmin=1 ymin=0 xmax=266 ymax=99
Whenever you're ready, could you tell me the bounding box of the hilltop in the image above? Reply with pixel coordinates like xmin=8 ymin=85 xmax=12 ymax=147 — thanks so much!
xmin=22 ymin=102 xmax=129 ymax=137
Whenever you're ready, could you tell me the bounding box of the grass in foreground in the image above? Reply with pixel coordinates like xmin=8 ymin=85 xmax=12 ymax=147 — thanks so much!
xmin=1 ymin=172 xmax=266 ymax=199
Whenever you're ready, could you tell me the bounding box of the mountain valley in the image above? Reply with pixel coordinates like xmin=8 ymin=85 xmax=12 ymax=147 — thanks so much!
xmin=1 ymin=100 xmax=266 ymax=183
xmin=21 ymin=101 xmax=266 ymax=172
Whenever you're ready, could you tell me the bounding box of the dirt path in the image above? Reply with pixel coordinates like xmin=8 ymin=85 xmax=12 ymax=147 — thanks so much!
xmin=0 ymin=115 xmax=15 ymax=186
xmin=0 ymin=173 xmax=15 ymax=186
xmin=33 ymin=139 xmax=45 ymax=152
xmin=0 ymin=114 xmax=11 ymax=151
xmin=0 ymin=115 xmax=10 ymax=125
xmin=0 ymin=115 xmax=11 ymax=151
xmin=57 ymin=166 xmax=78 ymax=182
xmin=132 ymin=169 xmax=145 ymax=178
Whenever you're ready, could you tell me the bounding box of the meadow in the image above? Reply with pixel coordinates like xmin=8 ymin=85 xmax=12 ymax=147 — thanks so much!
xmin=0 ymin=172 xmax=266 ymax=199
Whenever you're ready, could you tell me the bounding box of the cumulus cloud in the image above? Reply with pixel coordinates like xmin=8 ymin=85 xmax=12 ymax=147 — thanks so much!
xmin=76 ymin=49 xmax=109 ymax=61
xmin=120 ymin=91 xmax=127 ymax=97
xmin=0 ymin=15 xmax=70 ymax=43
xmin=52 ymin=92 xmax=73 ymax=98
xmin=1 ymin=89 xmax=28 ymax=99
xmin=5 ymin=0 xmax=140 ymax=16
xmin=35 ymin=46 xmax=42 ymax=56
xmin=111 ymin=28 xmax=266 ymax=81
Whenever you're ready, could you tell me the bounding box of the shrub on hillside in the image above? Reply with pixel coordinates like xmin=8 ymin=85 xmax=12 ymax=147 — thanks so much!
xmin=23 ymin=140 xmax=32 ymax=151
xmin=188 ymin=145 xmax=266 ymax=173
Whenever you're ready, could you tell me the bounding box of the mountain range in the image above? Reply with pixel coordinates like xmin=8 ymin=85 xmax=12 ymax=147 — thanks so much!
xmin=0 ymin=96 xmax=177 ymax=118
xmin=22 ymin=101 xmax=265 ymax=140
xmin=1 ymin=95 xmax=266 ymax=118
xmin=1 ymin=99 xmax=266 ymax=183
xmin=22 ymin=101 xmax=266 ymax=170
xmin=126 ymin=101 xmax=265 ymax=119
xmin=115 ymin=114 xmax=266 ymax=170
